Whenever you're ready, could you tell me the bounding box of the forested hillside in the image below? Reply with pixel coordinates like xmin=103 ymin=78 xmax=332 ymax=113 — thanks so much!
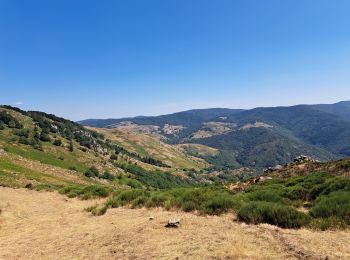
xmin=80 ymin=101 xmax=350 ymax=168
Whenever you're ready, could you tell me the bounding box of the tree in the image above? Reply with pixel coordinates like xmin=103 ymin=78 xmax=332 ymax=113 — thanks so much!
xmin=110 ymin=154 xmax=118 ymax=160
xmin=69 ymin=140 xmax=74 ymax=152
xmin=53 ymin=139 xmax=62 ymax=146
xmin=39 ymin=132 xmax=51 ymax=142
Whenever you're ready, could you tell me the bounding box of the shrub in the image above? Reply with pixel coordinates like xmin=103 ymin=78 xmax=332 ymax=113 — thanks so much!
xmin=80 ymin=185 xmax=109 ymax=199
xmin=53 ymin=139 xmax=62 ymax=146
xmin=126 ymin=179 xmax=143 ymax=189
xmin=181 ymin=201 xmax=196 ymax=212
xmin=101 ymin=171 xmax=114 ymax=181
xmin=310 ymin=177 xmax=350 ymax=199
xmin=59 ymin=184 xmax=110 ymax=199
xmin=238 ymin=201 xmax=310 ymax=228
xmin=200 ymin=195 xmax=237 ymax=215
xmin=110 ymin=154 xmax=118 ymax=160
xmin=285 ymin=185 xmax=309 ymax=201
xmin=84 ymin=166 xmax=99 ymax=178
xmin=85 ymin=205 xmax=108 ymax=216
xmin=18 ymin=136 xmax=30 ymax=145
xmin=39 ymin=132 xmax=51 ymax=142
xmin=308 ymin=217 xmax=349 ymax=231
xmin=246 ymin=189 xmax=286 ymax=204
xmin=104 ymin=187 xmax=240 ymax=215
xmin=68 ymin=166 xmax=77 ymax=171
xmin=310 ymin=191 xmax=350 ymax=224
xmin=0 ymin=111 xmax=22 ymax=128
xmin=131 ymin=195 xmax=149 ymax=208
xmin=14 ymin=129 xmax=30 ymax=138
xmin=68 ymin=141 xmax=74 ymax=152
xmin=146 ymin=193 xmax=169 ymax=207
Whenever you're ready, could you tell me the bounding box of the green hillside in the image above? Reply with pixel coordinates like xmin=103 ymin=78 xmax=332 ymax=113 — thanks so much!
xmin=0 ymin=106 xmax=205 ymax=192
xmin=80 ymin=101 xmax=350 ymax=168
xmin=1 ymin=105 xmax=350 ymax=230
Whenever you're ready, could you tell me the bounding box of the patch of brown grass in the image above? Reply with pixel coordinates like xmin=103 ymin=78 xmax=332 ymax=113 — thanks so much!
xmin=1 ymin=187 xmax=349 ymax=259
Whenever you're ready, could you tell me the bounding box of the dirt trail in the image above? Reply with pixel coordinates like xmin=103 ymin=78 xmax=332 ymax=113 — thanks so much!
xmin=0 ymin=187 xmax=349 ymax=260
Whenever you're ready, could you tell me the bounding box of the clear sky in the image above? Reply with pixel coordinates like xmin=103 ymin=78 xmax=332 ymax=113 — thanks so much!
xmin=1 ymin=0 xmax=350 ymax=120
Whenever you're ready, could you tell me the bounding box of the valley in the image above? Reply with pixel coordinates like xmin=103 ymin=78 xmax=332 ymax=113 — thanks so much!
xmin=3 ymin=2 xmax=350 ymax=259
xmin=0 ymin=103 xmax=350 ymax=259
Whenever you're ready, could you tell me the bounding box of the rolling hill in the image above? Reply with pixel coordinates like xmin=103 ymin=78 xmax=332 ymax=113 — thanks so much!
xmin=80 ymin=101 xmax=350 ymax=168
xmin=0 ymin=105 xmax=220 ymax=192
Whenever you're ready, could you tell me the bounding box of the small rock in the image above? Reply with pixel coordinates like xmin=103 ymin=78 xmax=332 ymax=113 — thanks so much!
xmin=165 ymin=218 xmax=180 ymax=228
xmin=24 ymin=182 xmax=33 ymax=189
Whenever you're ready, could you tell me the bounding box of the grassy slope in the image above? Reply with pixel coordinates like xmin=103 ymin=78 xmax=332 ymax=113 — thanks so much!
xmin=0 ymin=107 xmax=201 ymax=193
xmin=90 ymin=127 xmax=209 ymax=170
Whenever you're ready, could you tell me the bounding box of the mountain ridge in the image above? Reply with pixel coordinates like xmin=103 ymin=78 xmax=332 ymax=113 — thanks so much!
xmin=79 ymin=101 xmax=350 ymax=168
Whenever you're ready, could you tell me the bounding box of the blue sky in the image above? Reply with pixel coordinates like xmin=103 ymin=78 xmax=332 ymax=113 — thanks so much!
xmin=1 ymin=0 xmax=350 ymax=120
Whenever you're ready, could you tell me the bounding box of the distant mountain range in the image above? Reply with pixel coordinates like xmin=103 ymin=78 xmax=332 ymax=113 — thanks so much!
xmin=79 ymin=101 xmax=350 ymax=168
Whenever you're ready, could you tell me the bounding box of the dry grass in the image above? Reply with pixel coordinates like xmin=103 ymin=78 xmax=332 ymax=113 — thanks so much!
xmin=90 ymin=127 xmax=208 ymax=170
xmin=1 ymin=188 xmax=350 ymax=259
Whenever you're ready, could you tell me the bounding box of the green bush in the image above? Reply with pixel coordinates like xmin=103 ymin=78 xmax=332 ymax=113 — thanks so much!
xmin=110 ymin=154 xmax=118 ymax=160
xmin=0 ymin=111 xmax=22 ymax=128
xmin=238 ymin=201 xmax=310 ymax=228
xmin=59 ymin=184 xmax=110 ymax=199
xmin=310 ymin=177 xmax=350 ymax=199
xmin=101 ymin=171 xmax=114 ymax=181
xmin=53 ymin=139 xmax=62 ymax=146
xmin=105 ymin=187 xmax=240 ymax=215
xmin=200 ymin=195 xmax=237 ymax=215
xmin=84 ymin=166 xmax=99 ymax=178
xmin=310 ymin=191 xmax=350 ymax=223
xmin=146 ymin=193 xmax=169 ymax=207
xmin=246 ymin=189 xmax=286 ymax=204
xmin=309 ymin=217 xmax=349 ymax=231
xmin=18 ymin=136 xmax=30 ymax=145
xmin=285 ymin=185 xmax=309 ymax=201
xmin=14 ymin=129 xmax=30 ymax=138
xmin=85 ymin=205 xmax=108 ymax=216
xmin=39 ymin=132 xmax=51 ymax=142
xmin=181 ymin=201 xmax=196 ymax=212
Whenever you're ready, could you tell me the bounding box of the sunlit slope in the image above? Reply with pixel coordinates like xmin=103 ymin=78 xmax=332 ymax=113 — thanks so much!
xmin=0 ymin=106 xmax=198 ymax=190
xmin=89 ymin=127 xmax=209 ymax=170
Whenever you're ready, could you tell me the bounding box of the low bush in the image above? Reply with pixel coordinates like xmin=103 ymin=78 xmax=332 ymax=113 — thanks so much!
xmin=0 ymin=111 xmax=22 ymax=128
xmin=84 ymin=166 xmax=99 ymax=178
xmin=308 ymin=217 xmax=349 ymax=231
xmin=39 ymin=132 xmax=51 ymax=142
xmin=200 ymin=195 xmax=238 ymax=214
xmin=85 ymin=205 xmax=108 ymax=216
xmin=238 ymin=201 xmax=310 ymax=228
xmin=53 ymin=139 xmax=62 ymax=146
xmin=310 ymin=191 xmax=350 ymax=224
xmin=105 ymin=187 xmax=241 ymax=215
xmin=101 ymin=171 xmax=114 ymax=181
xmin=59 ymin=184 xmax=110 ymax=199
xmin=310 ymin=177 xmax=350 ymax=199
xmin=246 ymin=189 xmax=286 ymax=204
xmin=285 ymin=185 xmax=309 ymax=201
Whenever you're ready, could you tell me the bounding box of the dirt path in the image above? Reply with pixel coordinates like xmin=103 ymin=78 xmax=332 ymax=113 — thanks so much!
xmin=0 ymin=187 xmax=349 ymax=259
